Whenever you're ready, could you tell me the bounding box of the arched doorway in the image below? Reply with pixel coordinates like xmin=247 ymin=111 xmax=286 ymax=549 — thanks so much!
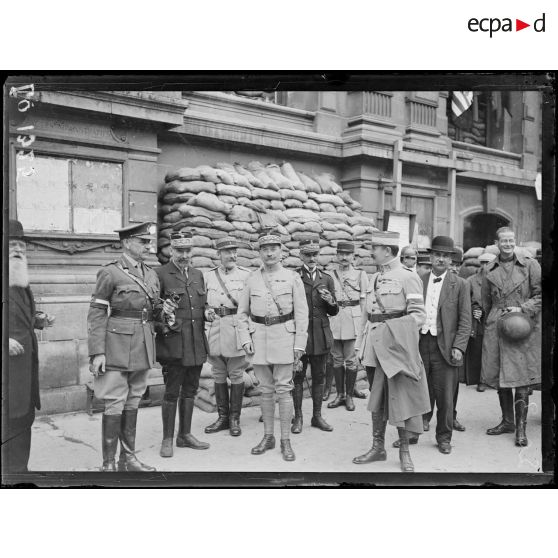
xmin=463 ymin=213 xmax=510 ymax=251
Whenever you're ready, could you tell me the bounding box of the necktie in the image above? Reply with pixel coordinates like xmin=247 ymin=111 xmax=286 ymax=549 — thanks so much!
xmin=433 ymin=277 xmax=442 ymax=283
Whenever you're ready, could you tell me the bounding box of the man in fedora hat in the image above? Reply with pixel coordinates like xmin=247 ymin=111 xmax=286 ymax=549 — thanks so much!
xmin=409 ymin=235 xmax=471 ymax=455
xmin=237 ymin=229 xmax=308 ymax=461
xmin=327 ymin=241 xmax=369 ymax=411
xmin=203 ymin=236 xmax=251 ymax=438
xmin=157 ymin=230 xmax=210 ymax=458
xmin=88 ymin=222 xmax=159 ymax=472
xmin=4 ymin=219 xmax=55 ymax=473
xmin=292 ymin=236 xmax=338 ymax=434
xmin=353 ymin=231 xmax=429 ymax=472
xmin=480 ymin=227 xmax=541 ymax=447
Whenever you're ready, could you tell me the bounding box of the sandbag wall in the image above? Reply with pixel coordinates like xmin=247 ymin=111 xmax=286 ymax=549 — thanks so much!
xmin=157 ymin=161 xmax=376 ymax=410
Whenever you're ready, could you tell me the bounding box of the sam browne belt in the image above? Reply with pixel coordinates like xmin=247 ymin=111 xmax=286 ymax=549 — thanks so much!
xmin=250 ymin=311 xmax=294 ymax=326
xmin=111 ymin=308 xmax=153 ymax=321
xmin=368 ymin=311 xmax=406 ymax=323
xmin=212 ymin=306 xmax=238 ymax=316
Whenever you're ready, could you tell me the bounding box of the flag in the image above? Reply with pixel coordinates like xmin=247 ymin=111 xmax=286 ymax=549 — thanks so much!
xmin=451 ymin=91 xmax=473 ymax=118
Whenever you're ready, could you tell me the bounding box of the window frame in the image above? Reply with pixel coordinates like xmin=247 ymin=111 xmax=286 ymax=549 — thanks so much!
xmin=9 ymin=138 xmax=129 ymax=241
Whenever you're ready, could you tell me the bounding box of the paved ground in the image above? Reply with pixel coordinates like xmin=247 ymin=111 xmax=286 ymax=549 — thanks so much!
xmin=28 ymin=385 xmax=543 ymax=474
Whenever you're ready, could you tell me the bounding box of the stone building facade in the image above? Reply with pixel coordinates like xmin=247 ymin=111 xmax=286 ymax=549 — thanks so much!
xmin=7 ymin=89 xmax=542 ymax=414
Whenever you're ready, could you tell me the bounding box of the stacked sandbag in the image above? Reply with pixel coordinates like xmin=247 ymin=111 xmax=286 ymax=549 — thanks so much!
xmin=460 ymin=246 xmax=483 ymax=277
xmin=158 ymin=161 xmax=378 ymax=275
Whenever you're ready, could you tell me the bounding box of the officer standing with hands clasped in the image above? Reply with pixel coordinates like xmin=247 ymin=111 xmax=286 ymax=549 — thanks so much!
xmin=292 ymin=237 xmax=338 ymax=433
xmin=157 ymin=231 xmax=211 ymax=458
xmin=237 ymin=229 xmax=309 ymax=461
xmin=353 ymin=231 xmax=429 ymax=472
xmin=88 ymin=222 xmax=159 ymax=472
xmin=203 ymin=237 xmax=251 ymax=437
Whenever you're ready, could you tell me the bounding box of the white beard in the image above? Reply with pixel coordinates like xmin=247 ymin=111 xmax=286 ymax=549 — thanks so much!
xmin=9 ymin=256 xmax=29 ymax=287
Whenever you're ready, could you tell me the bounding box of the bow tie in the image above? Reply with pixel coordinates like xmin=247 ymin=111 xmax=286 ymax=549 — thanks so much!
xmin=433 ymin=277 xmax=443 ymax=283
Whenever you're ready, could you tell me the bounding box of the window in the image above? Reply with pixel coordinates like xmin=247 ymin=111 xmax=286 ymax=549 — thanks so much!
xmin=16 ymin=154 xmax=123 ymax=234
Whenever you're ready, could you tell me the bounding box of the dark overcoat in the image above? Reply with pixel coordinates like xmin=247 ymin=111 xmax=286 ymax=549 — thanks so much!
xmin=298 ymin=267 xmax=338 ymax=355
xmin=7 ymin=286 xmax=43 ymax=424
xmin=155 ymin=263 xmax=209 ymax=367
xmin=421 ymin=271 xmax=472 ymax=366
xmin=480 ymin=254 xmax=541 ymax=388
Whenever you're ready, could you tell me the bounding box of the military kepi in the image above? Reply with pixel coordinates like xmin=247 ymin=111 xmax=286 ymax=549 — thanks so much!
xmin=115 ymin=222 xmax=156 ymax=241
xmin=215 ymin=236 xmax=239 ymax=251
xmin=299 ymin=236 xmax=320 ymax=254
xmin=371 ymin=230 xmax=400 ymax=246
xmin=257 ymin=229 xmax=282 ymax=248
xmin=337 ymin=241 xmax=355 ymax=253
xmin=428 ymin=236 xmax=455 ymax=254
xmin=170 ymin=230 xmax=193 ymax=248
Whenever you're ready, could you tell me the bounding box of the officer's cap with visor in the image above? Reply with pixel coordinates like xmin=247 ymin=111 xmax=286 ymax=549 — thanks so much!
xmin=115 ymin=222 xmax=156 ymax=242
xmin=337 ymin=241 xmax=355 ymax=253
xmin=170 ymin=230 xmax=193 ymax=249
xmin=257 ymin=229 xmax=282 ymax=249
xmin=215 ymin=236 xmax=239 ymax=251
xmin=299 ymin=236 xmax=321 ymax=255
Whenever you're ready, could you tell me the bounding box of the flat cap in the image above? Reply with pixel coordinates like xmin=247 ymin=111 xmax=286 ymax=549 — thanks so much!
xmin=478 ymin=252 xmax=497 ymax=263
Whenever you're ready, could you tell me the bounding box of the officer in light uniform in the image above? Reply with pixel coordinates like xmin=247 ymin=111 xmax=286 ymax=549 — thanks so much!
xmin=353 ymin=231 xmax=429 ymax=473
xmin=88 ymin=222 xmax=159 ymax=472
xmin=237 ymin=229 xmax=309 ymax=462
xmin=203 ymin=237 xmax=251 ymax=437
xmin=327 ymin=241 xmax=368 ymax=411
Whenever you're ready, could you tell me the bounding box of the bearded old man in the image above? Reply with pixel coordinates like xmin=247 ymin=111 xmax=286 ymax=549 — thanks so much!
xmin=4 ymin=219 xmax=55 ymax=473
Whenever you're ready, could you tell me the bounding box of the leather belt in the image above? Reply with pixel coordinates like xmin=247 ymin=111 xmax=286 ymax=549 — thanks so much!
xmin=368 ymin=311 xmax=406 ymax=323
xmin=250 ymin=311 xmax=294 ymax=326
xmin=339 ymin=300 xmax=360 ymax=307
xmin=111 ymin=308 xmax=153 ymax=322
xmin=212 ymin=306 xmax=238 ymax=316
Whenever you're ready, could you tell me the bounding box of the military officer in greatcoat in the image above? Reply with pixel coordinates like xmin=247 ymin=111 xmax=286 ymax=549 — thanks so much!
xmin=157 ymin=231 xmax=211 ymax=458
xmin=237 ymin=229 xmax=309 ymax=461
xmin=203 ymin=237 xmax=251 ymax=437
xmin=290 ymin=237 xmax=338 ymax=434
xmin=353 ymin=231 xmax=429 ymax=472
xmin=327 ymin=241 xmax=368 ymax=411
xmin=88 ymin=222 xmax=159 ymax=472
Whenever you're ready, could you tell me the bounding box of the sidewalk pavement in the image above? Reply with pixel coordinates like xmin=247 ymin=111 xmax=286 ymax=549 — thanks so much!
xmin=28 ymin=385 xmax=543 ymax=474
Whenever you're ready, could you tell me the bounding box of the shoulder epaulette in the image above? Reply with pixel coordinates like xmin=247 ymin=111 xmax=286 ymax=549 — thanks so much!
xmin=103 ymin=260 xmax=119 ymax=267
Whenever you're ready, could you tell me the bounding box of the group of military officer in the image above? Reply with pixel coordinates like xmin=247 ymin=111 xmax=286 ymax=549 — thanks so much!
xmin=88 ymin=220 xmax=541 ymax=472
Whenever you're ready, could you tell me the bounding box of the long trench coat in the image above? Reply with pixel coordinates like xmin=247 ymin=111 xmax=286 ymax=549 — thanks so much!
xmin=480 ymin=254 xmax=541 ymax=389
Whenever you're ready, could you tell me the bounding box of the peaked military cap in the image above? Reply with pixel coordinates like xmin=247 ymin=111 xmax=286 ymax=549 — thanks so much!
xmin=215 ymin=236 xmax=239 ymax=251
xmin=170 ymin=230 xmax=193 ymax=248
xmin=115 ymin=222 xmax=156 ymax=241
xmin=371 ymin=230 xmax=400 ymax=246
xmin=336 ymin=241 xmax=355 ymax=253
xmin=257 ymin=228 xmax=282 ymax=248
xmin=299 ymin=236 xmax=321 ymax=254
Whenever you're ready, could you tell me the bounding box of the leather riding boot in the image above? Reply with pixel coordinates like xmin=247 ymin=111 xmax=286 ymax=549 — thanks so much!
xmin=514 ymin=388 xmax=529 ymax=447
xmin=487 ymin=389 xmax=515 ymax=435
xmin=117 ymin=410 xmax=156 ymax=472
xmin=397 ymin=428 xmax=415 ymax=473
xmin=177 ymin=398 xmax=210 ymax=449
xmin=229 ymin=383 xmax=244 ymax=437
xmin=251 ymin=434 xmax=276 ymax=455
xmin=204 ymin=382 xmax=230 ymax=434
xmin=366 ymin=366 xmax=375 ymax=390
xmin=280 ymin=439 xmax=296 ymax=461
xmin=160 ymin=400 xmax=177 ymax=458
xmin=291 ymin=382 xmax=304 ymax=434
xmin=323 ymin=359 xmax=334 ymax=401
xmin=353 ymin=412 xmax=388 ymax=464
xmin=328 ymin=367 xmax=346 ymax=408
xmin=345 ymin=367 xmax=357 ymax=411
xmin=101 ymin=414 xmax=121 ymax=472
xmin=392 ymin=434 xmax=419 ymax=448
xmin=310 ymin=383 xmax=333 ymax=431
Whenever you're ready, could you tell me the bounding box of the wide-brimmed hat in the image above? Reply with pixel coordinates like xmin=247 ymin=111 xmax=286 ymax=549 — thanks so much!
xmin=428 ymin=236 xmax=455 ymax=254
xmin=9 ymin=219 xmax=25 ymax=239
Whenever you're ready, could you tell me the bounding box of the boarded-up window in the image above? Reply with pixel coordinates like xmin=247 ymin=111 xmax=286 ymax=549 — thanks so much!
xmin=16 ymin=154 xmax=122 ymax=234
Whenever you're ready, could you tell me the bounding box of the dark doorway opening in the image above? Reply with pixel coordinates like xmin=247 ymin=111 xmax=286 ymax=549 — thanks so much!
xmin=463 ymin=213 xmax=510 ymax=252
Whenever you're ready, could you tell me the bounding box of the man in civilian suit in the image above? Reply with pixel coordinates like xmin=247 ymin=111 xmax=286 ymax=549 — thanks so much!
xmin=406 ymin=236 xmax=471 ymax=455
